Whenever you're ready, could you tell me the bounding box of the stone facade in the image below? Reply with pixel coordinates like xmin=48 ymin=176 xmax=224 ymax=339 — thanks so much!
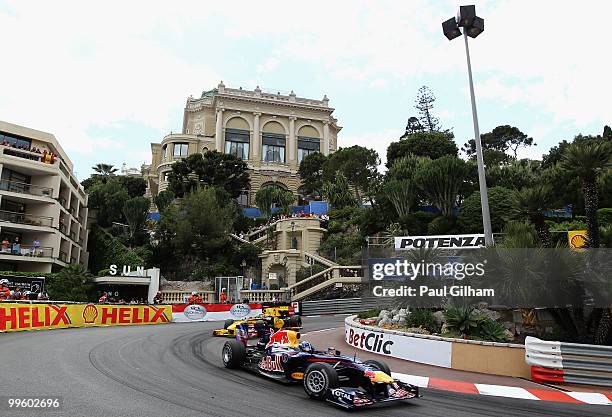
xmin=145 ymin=82 xmax=341 ymax=207
xmin=259 ymin=217 xmax=326 ymax=287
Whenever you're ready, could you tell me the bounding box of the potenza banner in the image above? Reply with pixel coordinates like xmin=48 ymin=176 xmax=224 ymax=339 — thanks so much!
xmin=395 ymin=234 xmax=486 ymax=250
xmin=0 ymin=303 xmax=172 ymax=333
xmin=172 ymin=303 xmax=263 ymax=323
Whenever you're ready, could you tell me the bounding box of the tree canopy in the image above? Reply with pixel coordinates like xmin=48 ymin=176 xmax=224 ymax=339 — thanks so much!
xmin=298 ymin=152 xmax=327 ymax=198
xmin=167 ymin=151 xmax=249 ymax=199
xmin=322 ymin=145 xmax=379 ymax=202
xmin=387 ymin=131 xmax=458 ymax=168
xmin=462 ymin=125 xmax=534 ymax=163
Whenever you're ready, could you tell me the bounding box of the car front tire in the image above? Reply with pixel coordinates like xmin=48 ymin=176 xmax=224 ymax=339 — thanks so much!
xmin=303 ymin=363 xmax=339 ymax=400
xmin=222 ymin=340 xmax=245 ymax=369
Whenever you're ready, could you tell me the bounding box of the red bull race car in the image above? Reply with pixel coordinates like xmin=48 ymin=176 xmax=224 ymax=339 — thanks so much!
xmin=221 ymin=324 xmax=419 ymax=409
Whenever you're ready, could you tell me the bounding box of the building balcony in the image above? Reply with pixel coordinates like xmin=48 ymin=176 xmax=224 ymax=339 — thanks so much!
xmin=0 ymin=146 xmax=58 ymax=165
xmin=0 ymin=179 xmax=53 ymax=198
xmin=0 ymin=245 xmax=54 ymax=258
xmin=0 ymin=210 xmax=53 ymax=228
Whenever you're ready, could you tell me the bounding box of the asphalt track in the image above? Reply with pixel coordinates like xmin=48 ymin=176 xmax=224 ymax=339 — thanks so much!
xmin=0 ymin=316 xmax=608 ymax=417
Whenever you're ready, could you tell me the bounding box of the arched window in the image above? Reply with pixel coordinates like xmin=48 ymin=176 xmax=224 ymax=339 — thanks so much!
xmin=297 ymin=125 xmax=320 ymax=164
xmin=262 ymin=121 xmax=286 ymax=163
xmin=225 ymin=117 xmax=250 ymax=159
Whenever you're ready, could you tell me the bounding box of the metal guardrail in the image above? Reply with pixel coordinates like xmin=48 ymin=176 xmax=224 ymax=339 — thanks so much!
xmin=300 ymin=297 xmax=382 ymax=316
xmin=525 ymin=336 xmax=612 ymax=387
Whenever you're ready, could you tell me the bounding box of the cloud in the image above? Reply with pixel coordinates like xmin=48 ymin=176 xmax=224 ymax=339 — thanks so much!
xmin=1 ymin=0 xmax=609 ymax=178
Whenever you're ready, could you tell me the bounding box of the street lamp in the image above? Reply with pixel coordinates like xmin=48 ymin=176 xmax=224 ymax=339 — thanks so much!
xmin=442 ymin=5 xmax=493 ymax=246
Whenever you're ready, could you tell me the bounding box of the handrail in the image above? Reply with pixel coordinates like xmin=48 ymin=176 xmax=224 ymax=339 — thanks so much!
xmin=0 ymin=210 xmax=53 ymax=227
xmin=0 ymin=179 xmax=53 ymax=197
xmin=304 ymin=251 xmax=338 ymax=267
xmin=0 ymin=245 xmax=54 ymax=257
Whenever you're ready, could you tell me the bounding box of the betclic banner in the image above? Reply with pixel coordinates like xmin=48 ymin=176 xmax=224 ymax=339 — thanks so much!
xmin=0 ymin=303 xmax=172 ymax=332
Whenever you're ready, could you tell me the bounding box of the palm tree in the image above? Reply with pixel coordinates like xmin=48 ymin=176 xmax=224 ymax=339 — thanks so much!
xmin=561 ymin=142 xmax=612 ymax=248
xmin=92 ymin=163 xmax=118 ymax=177
xmin=414 ymin=156 xmax=468 ymax=217
xmin=510 ymin=185 xmax=554 ymax=247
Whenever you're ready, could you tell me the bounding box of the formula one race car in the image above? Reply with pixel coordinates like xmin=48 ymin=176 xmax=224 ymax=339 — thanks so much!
xmin=213 ymin=304 xmax=301 ymax=337
xmin=221 ymin=327 xmax=419 ymax=409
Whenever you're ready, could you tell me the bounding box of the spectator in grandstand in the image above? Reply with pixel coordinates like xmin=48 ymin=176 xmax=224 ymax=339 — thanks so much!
xmin=11 ymin=287 xmax=23 ymax=300
xmin=98 ymin=292 xmax=108 ymax=303
xmin=188 ymin=291 xmax=203 ymax=304
xmin=37 ymin=291 xmax=49 ymax=301
xmin=153 ymin=291 xmax=163 ymax=304
xmin=0 ymin=279 xmax=10 ymax=300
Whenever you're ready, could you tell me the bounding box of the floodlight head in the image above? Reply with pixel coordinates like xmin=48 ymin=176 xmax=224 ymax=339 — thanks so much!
xmin=442 ymin=17 xmax=462 ymax=40
xmin=457 ymin=5 xmax=476 ymax=27
xmin=467 ymin=16 xmax=484 ymax=38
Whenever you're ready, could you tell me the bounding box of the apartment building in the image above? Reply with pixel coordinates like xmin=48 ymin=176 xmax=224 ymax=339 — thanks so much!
xmin=144 ymin=82 xmax=341 ymax=207
xmin=0 ymin=121 xmax=89 ymax=273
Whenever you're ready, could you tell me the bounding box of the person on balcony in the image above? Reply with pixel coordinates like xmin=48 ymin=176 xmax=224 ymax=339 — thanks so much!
xmin=220 ymin=288 xmax=228 ymax=303
xmin=1 ymin=237 xmax=9 ymax=253
xmin=32 ymin=237 xmax=41 ymax=257
xmin=12 ymin=237 xmax=20 ymax=255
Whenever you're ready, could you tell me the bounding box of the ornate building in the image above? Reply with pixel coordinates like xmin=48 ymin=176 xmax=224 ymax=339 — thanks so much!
xmin=145 ymin=82 xmax=341 ymax=207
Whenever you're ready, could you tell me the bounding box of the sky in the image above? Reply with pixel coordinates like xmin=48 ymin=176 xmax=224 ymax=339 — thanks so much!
xmin=0 ymin=0 xmax=610 ymax=180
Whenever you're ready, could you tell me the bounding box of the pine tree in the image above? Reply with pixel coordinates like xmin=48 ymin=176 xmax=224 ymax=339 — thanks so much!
xmin=415 ymin=86 xmax=440 ymax=132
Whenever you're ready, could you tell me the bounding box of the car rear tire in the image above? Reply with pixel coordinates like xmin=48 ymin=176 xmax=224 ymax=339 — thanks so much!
xmin=224 ymin=319 xmax=234 ymax=329
xmin=222 ymin=340 xmax=245 ymax=369
xmin=364 ymin=359 xmax=391 ymax=376
xmin=303 ymin=363 xmax=339 ymax=400
xmin=288 ymin=315 xmax=302 ymax=328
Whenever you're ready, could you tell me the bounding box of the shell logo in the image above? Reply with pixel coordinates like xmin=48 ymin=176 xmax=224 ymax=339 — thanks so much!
xmin=568 ymin=230 xmax=588 ymax=249
xmin=82 ymin=304 xmax=99 ymax=324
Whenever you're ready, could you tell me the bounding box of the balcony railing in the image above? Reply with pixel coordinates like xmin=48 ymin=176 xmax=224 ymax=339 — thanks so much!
xmin=0 ymin=179 xmax=53 ymax=198
xmin=0 ymin=245 xmax=53 ymax=258
xmin=70 ymin=231 xmax=78 ymax=241
xmin=0 ymin=210 xmax=53 ymax=227
xmin=0 ymin=146 xmax=59 ymax=165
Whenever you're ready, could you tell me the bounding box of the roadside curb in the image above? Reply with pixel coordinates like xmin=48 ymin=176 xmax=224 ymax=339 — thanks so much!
xmin=392 ymin=372 xmax=612 ymax=406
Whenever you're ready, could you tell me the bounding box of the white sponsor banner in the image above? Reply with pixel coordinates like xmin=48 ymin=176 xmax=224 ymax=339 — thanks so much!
xmin=345 ymin=317 xmax=452 ymax=368
xmin=172 ymin=303 xmax=263 ymax=323
xmin=394 ymin=234 xmax=486 ymax=250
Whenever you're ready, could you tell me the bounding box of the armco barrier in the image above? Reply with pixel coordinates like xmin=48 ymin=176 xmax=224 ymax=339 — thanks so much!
xmin=301 ymin=297 xmax=380 ymax=316
xmin=0 ymin=302 xmax=172 ymax=332
xmin=345 ymin=315 xmax=530 ymax=377
xmin=525 ymin=336 xmax=612 ymax=387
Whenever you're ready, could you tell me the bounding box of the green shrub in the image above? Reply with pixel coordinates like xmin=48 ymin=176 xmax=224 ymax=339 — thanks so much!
xmin=458 ymin=187 xmax=514 ymax=233
xmin=357 ymin=308 xmax=382 ymax=319
xmin=398 ymin=211 xmax=437 ymax=235
xmin=475 ymin=317 xmax=507 ymax=342
xmin=597 ymin=208 xmax=612 ymax=227
xmin=427 ymin=216 xmax=457 ymax=235
xmin=406 ymin=308 xmax=439 ymax=333
xmin=443 ymin=306 xmax=480 ymax=336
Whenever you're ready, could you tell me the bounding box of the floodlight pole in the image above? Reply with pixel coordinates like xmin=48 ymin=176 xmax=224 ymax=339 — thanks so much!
xmin=463 ymin=31 xmax=493 ymax=246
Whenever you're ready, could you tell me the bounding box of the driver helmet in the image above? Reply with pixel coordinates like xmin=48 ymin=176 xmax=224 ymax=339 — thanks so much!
xmin=327 ymin=346 xmax=337 ymax=355
xmin=299 ymin=341 xmax=314 ymax=352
